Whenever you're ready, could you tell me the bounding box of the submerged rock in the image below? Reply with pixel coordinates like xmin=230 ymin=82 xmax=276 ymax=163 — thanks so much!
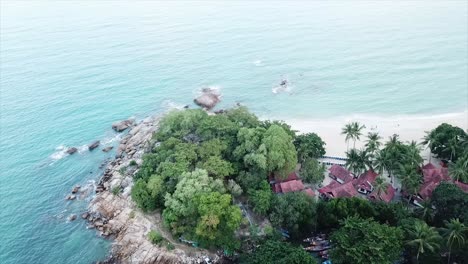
xmin=81 ymin=212 xmax=89 ymax=219
xmin=194 ymin=88 xmax=221 ymax=110
xmin=66 ymin=194 xmax=76 ymax=200
xmin=71 ymin=185 xmax=81 ymax=194
xmin=68 ymin=214 xmax=77 ymax=221
xmin=102 ymin=146 xmax=113 ymax=152
xmin=88 ymin=141 xmax=100 ymax=151
xmin=66 ymin=147 xmax=78 ymax=155
xmin=112 ymin=119 xmax=135 ymax=132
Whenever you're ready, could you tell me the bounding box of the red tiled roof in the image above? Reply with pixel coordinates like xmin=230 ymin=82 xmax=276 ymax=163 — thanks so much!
xmin=329 ymin=165 xmax=353 ymax=182
xmin=369 ymin=184 xmax=395 ymax=203
xmin=269 ymin=171 xmax=299 ymax=183
xmin=422 ymin=163 xmax=436 ymax=170
xmin=303 ymin=188 xmax=315 ymax=197
xmin=319 ymin=181 xmax=357 ymax=198
xmin=455 ymin=181 xmax=468 ymax=192
xmin=280 ymin=180 xmax=305 ymax=193
xmin=422 ymin=163 xmax=451 ymax=183
xmin=419 ymin=181 xmax=441 ymax=200
xmin=354 ymin=170 xmax=378 ymax=192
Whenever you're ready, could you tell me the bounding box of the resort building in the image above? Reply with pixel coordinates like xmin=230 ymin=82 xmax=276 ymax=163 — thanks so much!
xmin=328 ymin=164 xmax=354 ymax=184
xmin=369 ymin=184 xmax=396 ymax=203
xmin=270 ymin=172 xmax=314 ymax=197
xmin=318 ymin=181 xmax=358 ymax=199
xmin=354 ymin=170 xmax=378 ymax=195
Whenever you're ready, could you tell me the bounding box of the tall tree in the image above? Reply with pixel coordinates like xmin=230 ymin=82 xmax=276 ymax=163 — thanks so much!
xmin=241 ymin=239 xmax=318 ymax=264
xmin=422 ymin=123 xmax=467 ymax=162
xmin=262 ymin=124 xmax=298 ymax=178
xmin=341 ymin=123 xmax=354 ymax=151
xmin=440 ymin=218 xmax=468 ymax=264
xmin=365 ymin=132 xmax=382 ymax=155
xmin=269 ymin=192 xmax=316 ymax=237
xmin=299 ymin=158 xmax=326 ymax=184
xmin=330 ymin=216 xmax=403 ymax=264
xmin=449 ymin=153 xmax=468 ymax=183
xmin=406 ymin=221 xmax=442 ymax=263
xmin=396 ymin=164 xmax=422 ymax=204
xmin=345 ymin=148 xmax=369 ymax=176
xmin=374 ymin=176 xmax=388 ymax=198
xmin=293 ymin=133 xmax=326 ymax=161
xmin=351 ymin=122 xmax=366 ymax=148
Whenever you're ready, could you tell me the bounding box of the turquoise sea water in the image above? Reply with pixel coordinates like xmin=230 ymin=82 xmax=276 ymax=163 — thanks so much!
xmin=1 ymin=1 xmax=467 ymax=263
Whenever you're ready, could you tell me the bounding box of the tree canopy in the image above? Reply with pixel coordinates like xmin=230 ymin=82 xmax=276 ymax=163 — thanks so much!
xmin=241 ymin=239 xmax=318 ymax=264
xmin=330 ymin=216 xmax=404 ymax=264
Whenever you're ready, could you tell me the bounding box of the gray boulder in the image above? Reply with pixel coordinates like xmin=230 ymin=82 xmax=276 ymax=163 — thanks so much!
xmin=102 ymin=146 xmax=113 ymax=152
xmin=112 ymin=119 xmax=135 ymax=132
xmin=194 ymin=88 xmax=221 ymax=110
xmin=66 ymin=147 xmax=78 ymax=155
xmin=88 ymin=141 xmax=100 ymax=151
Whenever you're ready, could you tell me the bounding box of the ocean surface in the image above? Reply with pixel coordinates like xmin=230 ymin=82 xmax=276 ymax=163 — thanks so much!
xmin=0 ymin=1 xmax=467 ymax=263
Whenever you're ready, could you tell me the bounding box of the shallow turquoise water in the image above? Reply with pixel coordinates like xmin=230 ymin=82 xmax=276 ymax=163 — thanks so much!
xmin=1 ymin=1 xmax=467 ymax=263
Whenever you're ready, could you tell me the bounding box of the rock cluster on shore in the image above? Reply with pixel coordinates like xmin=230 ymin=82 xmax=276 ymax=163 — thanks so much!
xmin=83 ymin=115 xmax=216 ymax=263
xmin=194 ymin=88 xmax=221 ymax=110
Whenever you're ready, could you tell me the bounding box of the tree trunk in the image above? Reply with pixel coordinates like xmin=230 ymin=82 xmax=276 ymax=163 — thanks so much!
xmin=447 ymin=244 xmax=452 ymax=264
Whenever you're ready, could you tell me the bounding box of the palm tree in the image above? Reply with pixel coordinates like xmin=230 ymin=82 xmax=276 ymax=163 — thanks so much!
xmin=440 ymin=218 xmax=467 ymax=264
xmin=449 ymin=155 xmax=468 ymax=182
xmin=415 ymin=200 xmax=434 ymax=224
xmin=422 ymin=131 xmax=437 ymax=163
xmin=374 ymin=149 xmax=392 ymax=183
xmin=342 ymin=122 xmax=366 ymax=150
xmin=406 ymin=221 xmax=442 ymax=263
xmin=386 ymin=134 xmax=402 ymax=148
xmin=345 ymin=149 xmax=369 ymax=177
xmin=373 ymin=176 xmax=388 ymax=198
xmin=397 ymin=164 xmax=421 ymax=205
xmin=341 ymin=123 xmax=354 ymax=151
xmin=365 ymin=132 xmax=382 ymax=155
xmin=406 ymin=141 xmax=424 ymax=167
xmin=444 ymin=136 xmax=459 ymax=162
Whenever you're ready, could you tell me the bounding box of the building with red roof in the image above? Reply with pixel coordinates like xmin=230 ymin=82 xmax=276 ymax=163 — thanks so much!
xmin=328 ymin=165 xmax=353 ymax=184
xmin=302 ymin=188 xmax=315 ymax=197
xmin=369 ymin=184 xmax=395 ymax=203
xmin=354 ymin=170 xmax=378 ymax=195
xmin=455 ymin=181 xmax=468 ymax=193
xmin=271 ymin=171 xmax=312 ymax=196
xmin=269 ymin=171 xmax=299 ymax=184
xmin=422 ymin=163 xmax=450 ymax=183
xmin=406 ymin=163 xmax=453 ymax=206
xmin=318 ymin=181 xmax=358 ymax=199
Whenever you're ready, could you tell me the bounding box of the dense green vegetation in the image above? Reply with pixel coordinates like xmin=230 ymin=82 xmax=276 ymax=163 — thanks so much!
xmin=330 ymin=216 xmax=404 ymax=264
xmin=130 ymin=108 xmax=468 ymax=263
xmin=131 ymin=107 xmax=312 ymax=250
xmin=241 ymin=239 xmax=318 ymax=264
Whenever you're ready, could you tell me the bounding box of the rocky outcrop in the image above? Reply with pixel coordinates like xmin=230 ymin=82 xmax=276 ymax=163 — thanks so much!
xmin=89 ymin=141 xmax=100 ymax=151
xmin=102 ymin=146 xmax=113 ymax=152
xmin=66 ymin=147 xmax=78 ymax=155
xmin=112 ymin=119 xmax=135 ymax=132
xmin=86 ymin=115 xmax=217 ymax=264
xmin=194 ymin=88 xmax=221 ymax=110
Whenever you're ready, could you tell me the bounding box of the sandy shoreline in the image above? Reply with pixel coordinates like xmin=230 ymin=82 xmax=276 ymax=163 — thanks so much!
xmin=286 ymin=111 xmax=467 ymax=158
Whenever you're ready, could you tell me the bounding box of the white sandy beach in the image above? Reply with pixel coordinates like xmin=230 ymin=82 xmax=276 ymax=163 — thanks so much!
xmin=287 ymin=111 xmax=468 ymax=160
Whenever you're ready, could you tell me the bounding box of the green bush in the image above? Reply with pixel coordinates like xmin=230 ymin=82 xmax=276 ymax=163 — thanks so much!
xmin=129 ymin=160 xmax=137 ymax=166
xmin=148 ymin=230 xmax=163 ymax=245
xmin=165 ymin=242 xmax=175 ymax=250
xmin=111 ymin=186 xmax=120 ymax=195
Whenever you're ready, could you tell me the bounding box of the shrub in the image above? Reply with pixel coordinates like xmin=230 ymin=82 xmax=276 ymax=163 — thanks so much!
xmin=111 ymin=186 xmax=120 ymax=195
xmin=165 ymin=242 xmax=175 ymax=250
xmin=129 ymin=211 xmax=135 ymax=219
xmin=148 ymin=230 xmax=163 ymax=245
xmin=129 ymin=160 xmax=137 ymax=166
